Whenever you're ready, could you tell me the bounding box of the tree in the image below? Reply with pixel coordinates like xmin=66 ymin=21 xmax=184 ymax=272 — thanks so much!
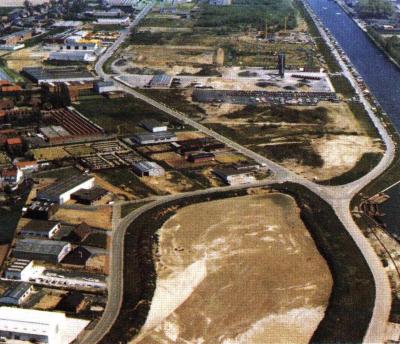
xmin=356 ymin=0 xmax=394 ymax=18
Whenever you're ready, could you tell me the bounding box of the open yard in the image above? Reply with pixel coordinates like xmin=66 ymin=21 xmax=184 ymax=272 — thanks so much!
xmin=133 ymin=192 xmax=332 ymax=343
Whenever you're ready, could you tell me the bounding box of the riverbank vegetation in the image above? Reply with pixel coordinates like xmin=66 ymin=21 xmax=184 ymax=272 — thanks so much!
xmin=355 ymin=0 xmax=394 ymax=18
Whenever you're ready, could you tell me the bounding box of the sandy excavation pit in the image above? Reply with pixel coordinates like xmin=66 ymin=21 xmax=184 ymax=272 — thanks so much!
xmin=133 ymin=193 xmax=333 ymax=344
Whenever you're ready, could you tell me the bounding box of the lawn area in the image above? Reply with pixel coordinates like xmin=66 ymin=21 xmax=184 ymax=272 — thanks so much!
xmin=73 ymin=95 xmax=176 ymax=135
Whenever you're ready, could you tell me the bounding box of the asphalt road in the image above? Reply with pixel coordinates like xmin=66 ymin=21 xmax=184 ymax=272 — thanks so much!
xmin=83 ymin=1 xmax=396 ymax=343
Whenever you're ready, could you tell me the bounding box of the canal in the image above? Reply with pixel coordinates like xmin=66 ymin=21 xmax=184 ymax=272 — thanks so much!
xmin=306 ymin=0 xmax=400 ymax=236
xmin=306 ymin=0 xmax=400 ymax=126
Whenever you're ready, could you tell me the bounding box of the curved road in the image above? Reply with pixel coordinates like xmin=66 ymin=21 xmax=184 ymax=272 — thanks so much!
xmin=83 ymin=1 xmax=396 ymax=343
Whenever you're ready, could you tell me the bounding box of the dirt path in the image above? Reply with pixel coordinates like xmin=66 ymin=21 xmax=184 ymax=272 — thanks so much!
xmin=132 ymin=193 xmax=333 ymax=344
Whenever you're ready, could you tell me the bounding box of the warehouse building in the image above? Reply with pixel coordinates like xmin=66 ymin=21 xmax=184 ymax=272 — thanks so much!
xmin=12 ymin=239 xmax=72 ymax=264
xmin=149 ymin=74 xmax=173 ymax=88
xmin=20 ymin=220 xmax=61 ymax=239
xmin=4 ymin=259 xmax=34 ymax=281
xmin=140 ymin=119 xmax=168 ymax=133
xmin=22 ymin=67 xmax=97 ymax=84
xmin=131 ymin=131 xmax=177 ymax=145
xmin=94 ymin=80 xmax=118 ymax=93
xmin=95 ymin=17 xmax=130 ymax=26
xmin=0 ymin=307 xmax=89 ymax=344
xmin=212 ymin=167 xmax=256 ymax=186
xmin=133 ymin=160 xmax=165 ymax=177
xmin=71 ymin=187 xmax=108 ymax=205
xmin=37 ymin=175 xmax=95 ymax=204
xmin=0 ymin=282 xmax=34 ymax=305
xmin=0 ymin=29 xmax=32 ymax=45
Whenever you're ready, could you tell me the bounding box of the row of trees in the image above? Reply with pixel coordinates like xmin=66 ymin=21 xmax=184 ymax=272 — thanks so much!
xmin=355 ymin=0 xmax=394 ymax=18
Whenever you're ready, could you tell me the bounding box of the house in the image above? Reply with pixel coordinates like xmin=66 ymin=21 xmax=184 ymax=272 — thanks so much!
xmin=0 ymin=282 xmax=34 ymax=305
xmin=20 ymin=220 xmax=61 ymax=239
xmin=1 ymin=168 xmax=23 ymax=187
xmin=140 ymin=119 xmax=168 ymax=133
xmin=37 ymin=175 xmax=95 ymax=204
xmin=6 ymin=137 xmax=23 ymax=156
xmin=0 ymin=307 xmax=89 ymax=344
xmin=131 ymin=131 xmax=177 ymax=145
xmin=133 ymin=160 xmax=165 ymax=177
xmin=14 ymin=160 xmax=39 ymax=173
xmin=12 ymin=239 xmax=72 ymax=264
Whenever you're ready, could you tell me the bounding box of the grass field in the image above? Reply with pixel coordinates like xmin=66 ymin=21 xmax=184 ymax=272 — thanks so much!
xmin=73 ymin=95 xmax=175 ymax=135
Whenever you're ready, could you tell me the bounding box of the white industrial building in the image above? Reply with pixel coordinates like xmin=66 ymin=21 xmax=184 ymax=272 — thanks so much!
xmin=133 ymin=160 xmax=165 ymax=177
xmin=95 ymin=17 xmax=130 ymax=26
xmin=94 ymin=80 xmax=118 ymax=93
xmin=140 ymin=119 xmax=168 ymax=133
xmin=4 ymin=259 xmax=35 ymax=281
xmin=37 ymin=175 xmax=95 ymax=204
xmin=0 ymin=307 xmax=89 ymax=343
xmin=102 ymin=0 xmax=140 ymax=7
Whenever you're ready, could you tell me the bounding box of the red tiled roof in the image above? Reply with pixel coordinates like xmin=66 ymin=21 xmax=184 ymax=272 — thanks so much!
xmin=15 ymin=160 xmax=37 ymax=168
xmin=6 ymin=137 xmax=22 ymax=145
xmin=1 ymin=168 xmax=17 ymax=177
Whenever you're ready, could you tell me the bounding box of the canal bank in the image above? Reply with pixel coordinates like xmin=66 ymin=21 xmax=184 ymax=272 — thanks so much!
xmin=306 ymin=0 xmax=400 ymax=124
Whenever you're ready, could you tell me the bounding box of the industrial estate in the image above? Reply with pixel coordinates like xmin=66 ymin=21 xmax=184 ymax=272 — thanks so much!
xmin=0 ymin=0 xmax=398 ymax=343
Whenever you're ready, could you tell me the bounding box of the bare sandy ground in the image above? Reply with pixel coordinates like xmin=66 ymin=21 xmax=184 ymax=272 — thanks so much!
xmin=132 ymin=193 xmax=332 ymax=344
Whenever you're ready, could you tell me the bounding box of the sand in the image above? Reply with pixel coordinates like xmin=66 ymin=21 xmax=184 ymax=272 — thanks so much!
xmin=132 ymin=193 xmax=332 ymax=344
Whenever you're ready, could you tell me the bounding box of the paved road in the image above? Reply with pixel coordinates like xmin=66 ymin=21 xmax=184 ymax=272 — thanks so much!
xmin=84 ymin=1 xmax=396 ymax=343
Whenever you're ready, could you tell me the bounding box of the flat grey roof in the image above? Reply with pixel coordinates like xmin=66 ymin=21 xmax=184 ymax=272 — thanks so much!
xmin=132 ymin=131 xmax=176 ymax=141
xmin=38 ymin=175 xmax=94 ymax=200
xmin=1 ymin=282 xmax=32 ymax=300
xmin=140 ymin=119 xmax=165 ymax=129
xmin=14 ymin=239 xmax=69 ymax=256
xmin=133 ymin=160 xmax=163 ymax=172
xmin=22 ymin=67 xmax=96 ymax=83
xmin=20 ymin=220 xmax=59 ymax=234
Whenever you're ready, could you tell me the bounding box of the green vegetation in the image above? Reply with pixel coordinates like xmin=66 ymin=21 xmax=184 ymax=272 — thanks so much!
xmin=368 ymin=27 xmax=400 ymax=66
xmin=275 ymin=183 xmax=375 ymax=343
xmin=197 ymin=0 xmax=296 ymax=31
xmin=120 ymin=201 xmax=151 ymax=218
xmin=0 ymin=58 xmax=24 ymax=83
xmin=319 ymin=152 xmax=383 ymax=185
xmin=356 ymin=0 xmax=394 ymax=18
xmin=330 ymin=75 xmax=356 ymax=98
xmin=73 ymin=95 xmax=174 ymax=134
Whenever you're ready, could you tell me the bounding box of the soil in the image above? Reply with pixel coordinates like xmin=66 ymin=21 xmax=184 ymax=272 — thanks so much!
xmin=132 ymin=193 xmax=332 ymax=344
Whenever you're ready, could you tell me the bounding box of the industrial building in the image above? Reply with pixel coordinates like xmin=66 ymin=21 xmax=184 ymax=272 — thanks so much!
xmin=12 ymin=239 xmax=72 ymax=264
xmin=140 ymin=119 xmax=168 ymax=133
xmin=95 ymin=17 xmax=130 ymax=26
xmin=20 ymin=220 xmax=61 ymax=239
xmin=149 ymin=74 xmax=173 ymax=88
xmin=25 ymin=201 xmax=59 ymax=220
xmin=4 ymin=259 xmax=34 ymax=281
xmin=131 ymin=131 xmax=177 ymax=145
xmin=0 ymin=282 xmax=34 ymax=305
xmin=37 ymin=175 xmax=95 ymax=204
xmin=212 ymin=167 xmax=257 ymax=186
xmin=133 ymin=160 xmax=165 ymax=177
xmin=94 ymin=80 xmax=118 ymax=93
xmin=71 ymin=187 xmax=108 ymax=205
xmin=209 ymin=0 xmax=232 ymax=4
xmin=102 ymin=0 xmax=140 ymax=6
xmin=0 ymin=307 xmax=89 ymax=344
xmin=187 ymin=152 xmax=215 ymax=163
xmin=0 ymin=29 xmax=32 ymax=45
xmin=22 ymin=67 xmax=97 ymax=84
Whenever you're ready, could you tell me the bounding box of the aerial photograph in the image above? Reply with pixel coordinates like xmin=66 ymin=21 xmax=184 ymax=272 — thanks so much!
xmin=0 ymin=0 xmax=399 ymax=343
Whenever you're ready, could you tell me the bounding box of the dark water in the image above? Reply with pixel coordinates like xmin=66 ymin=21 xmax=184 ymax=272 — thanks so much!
xmin=306 ymin=0 xmax=400 ymax=236
xmin=307 ymin=0 xmax=400 ymax=125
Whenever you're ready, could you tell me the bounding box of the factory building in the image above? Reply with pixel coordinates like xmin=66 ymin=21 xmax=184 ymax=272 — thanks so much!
xmin=94 ymin=80 xmax=118 ymax=94
xmin=0 ymin=282 xmax=34 ymax=305
xmin=102 ymin=0 xmax=139 ymax=7
xmin=22 ymin=67 xmax=97 ymax=84
xmin=4 ymin=259 xmax=34 ymax=281
xmin=209 ymin=0 xmax=232 ymax=5
xmin=37 ymin=175 xmax=95 ymax=204
xmin=149 ymin=74 xmax=173 ymax=88
xmin=131 ymin=131 xmax=177 ymax=145
xmin=140 ymin=119 xmax=168 ymax=133
xmin=95 ymin=17 xmax=130 ymax=26
xmin=212 ymin=167 xmax=257 ymax=186
xmin=133 ymin=160 xmax=165 ymax=177
xmin=20 ymin=220 xmax=61 ymax=239
xmin=0 ymin=307 xmax=89 ymax=344
xmin=12 ymin=239 xmax=72 ymax=264
xmin=0 ymin=29 xmax=32 ymax=45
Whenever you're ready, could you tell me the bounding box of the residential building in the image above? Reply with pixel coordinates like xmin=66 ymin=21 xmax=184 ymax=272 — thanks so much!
xmin=12 ymin=239 xmax=72 ymax=264
xmin=37 ymin=175 xmax=95 ymax=204
xmin=133 ymin=160 xmax=165 ymax=177
xmin=4 ymin=259 xmax=34 ymax=281
xmin=14 ymin=160 xmax=39 ymax=173
xmin=0 ymin=282 xmax=34 ymax=305
xmin=0 ymin=307 xmax=89 ymax=344
xmin=1 ymin=168 xmax=23 ymax=186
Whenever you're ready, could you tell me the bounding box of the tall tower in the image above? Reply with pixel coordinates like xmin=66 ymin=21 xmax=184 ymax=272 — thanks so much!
xmin=277 ymin=52 xmax=285 ymax=77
